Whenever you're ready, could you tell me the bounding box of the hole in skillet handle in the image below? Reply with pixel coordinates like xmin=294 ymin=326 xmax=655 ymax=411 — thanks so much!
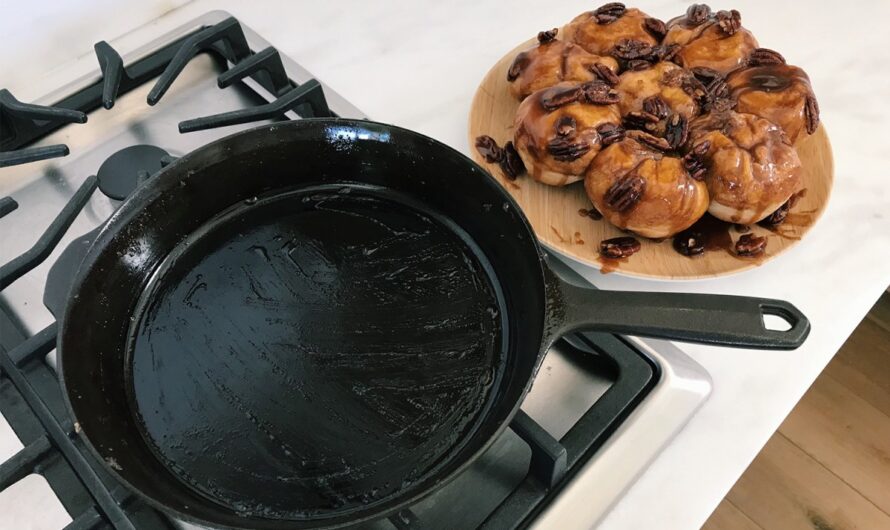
xmin=760 ymin=302 xmax=803 ymax=333
xmin=755 ymin=300 xmax=811 ymax=349
xmin=762 ymin=313 xmax=792 ymax=332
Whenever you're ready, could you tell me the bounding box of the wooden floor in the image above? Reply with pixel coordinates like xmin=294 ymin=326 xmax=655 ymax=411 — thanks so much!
xmin=702 ymin=293 xmax=890 ymax=530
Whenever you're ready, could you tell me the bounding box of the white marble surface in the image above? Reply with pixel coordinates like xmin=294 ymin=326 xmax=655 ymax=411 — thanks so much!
xmin=3 ymin=1 xmax=890 ymax=528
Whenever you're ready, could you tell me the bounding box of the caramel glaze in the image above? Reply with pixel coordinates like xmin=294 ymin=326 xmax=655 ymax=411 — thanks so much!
xmin=514 ymin=82 xmax=620 ymax=186
xmin=687 ymin=213 xmax=734 ymax=254
xmin=662 ymin=15 xmax=711 ymax=46
xmin=616 ymin=62 xmax=700 ymax=120
xmin=584 ymin=137 xmax=709 ymax=238
xmin=596 ymin=256 xmax=622 ymax=274
xmin=680 ymin=215 xmax=768 ymax=265
xmin=761 ymin=189 xmax=813 ymax=240
xmin=564 ymin=8 xmax=659 ymax=56
xmin=727 ymin=64 xmax=816 ymax=144
xmin=689 ymin=110 xmax=802 ymax=224
xmin=663 ymin=17 xmax=758 ymax=75
xmin=762 ymin=212 xmax=811 ymax=240
xmin=508 ymin=39 xmax=619 ymax=100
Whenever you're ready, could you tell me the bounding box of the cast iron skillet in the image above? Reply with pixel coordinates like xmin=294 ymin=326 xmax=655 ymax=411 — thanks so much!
xmin=59 ymin=119 xmax=808 ymax=529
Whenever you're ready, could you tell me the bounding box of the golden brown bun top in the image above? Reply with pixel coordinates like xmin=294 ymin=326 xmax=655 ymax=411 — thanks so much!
xmin=507 ymin=37 xmax=619 ymax=100
xmin=727 ymin=63 xmax=817 ymax=143
xmin=690 ymin=106 xmax=788 ymax=150
xmin=513 ymin=82 xmax=621 ymax=185
xmin=585 ymin=137 xmax=709 ymax=238
xmin=690 ymin=109 xmax=802 ymax=221
xmin=616 ymin=61 xmax=701 ymax=119
xmin=664 ymin=11 xmax=758 ymax=75
xmin=515 ymin=83 xmax=623 ymax=150
xmin=565 ymin=8 xmax=659 ymax=56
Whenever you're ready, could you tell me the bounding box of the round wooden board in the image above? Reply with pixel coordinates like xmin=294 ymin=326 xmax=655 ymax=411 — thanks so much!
xmin=468 ymin=35 xmax=834 ymax=280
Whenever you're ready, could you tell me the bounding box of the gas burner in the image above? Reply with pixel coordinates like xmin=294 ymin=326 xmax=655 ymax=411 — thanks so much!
xmin=96 ymin=145 xmax=174 ymax=200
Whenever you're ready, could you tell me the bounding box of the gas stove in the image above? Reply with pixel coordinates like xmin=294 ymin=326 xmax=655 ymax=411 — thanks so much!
xmin=0 ymin=9 xmax=711 ymax=530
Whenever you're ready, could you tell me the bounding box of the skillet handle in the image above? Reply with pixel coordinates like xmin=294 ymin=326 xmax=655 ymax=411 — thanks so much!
xmin=554 ymin=276 xmax=810 ymax=350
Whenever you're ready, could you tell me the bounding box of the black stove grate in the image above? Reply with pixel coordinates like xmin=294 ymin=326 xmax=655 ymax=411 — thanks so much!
xmin=1 ymin=183 xmax=172 ymax=529
xmin=0 ymin=197 xmax=17 ymax=218
xmin=0 ymin=176 xmax=96 ymax=291
xmin=0 ymin=90 xmax=86 ymax=168
xmin=0 ymin=16 xmax=333 ymax=170
xmin=0 ymin=15 xmax=658 ymax=529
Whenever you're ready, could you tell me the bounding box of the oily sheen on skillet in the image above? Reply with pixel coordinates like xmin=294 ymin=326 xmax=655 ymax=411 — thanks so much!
xmin=58 ymin=119 xmax=809 ymax=529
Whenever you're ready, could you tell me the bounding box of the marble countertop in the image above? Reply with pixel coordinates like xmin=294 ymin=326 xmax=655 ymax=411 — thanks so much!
xmin=3 ymin=1 xmax=890 ymax=528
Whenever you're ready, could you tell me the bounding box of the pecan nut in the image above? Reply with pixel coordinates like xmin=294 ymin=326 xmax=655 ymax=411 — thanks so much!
xmin=715 ymin=9 xmax=741 ymax=35
xmin=735 ymin=233 xmax=767 ymax=257
xmin=644 ymin=17 xmax=667 ymax=40
xmin=708 ymin=97 xmax=735 ymax=114
xmin=686 ymin=4 xmax=712 ymax=26
xmin=627 ymin=130 xmax=671 ymax=151
xmin=597 ymin=123 xmax=625 ymax=145
xmin=600 ymin=236 xmax=642 ymax=259
xmin=547 ymin=137 xmax=591 ymax=162
xmin=748 ymin=48 xmax=786 ymax=66
xmin=664 ymin=114 xmax=689 ymax=150
xmin=500 ymin=141 xmax=525 ymax=180
xmin=537 ymin=28 xmax=558 ymax=44
xmin=805 ymin=94 xmax=820 ymax=134
xmin=579 ymin=81 xmax=621 ymax=104
xmin=623 ymin=111 xmax=660 ymax=131
xmin=673 ymin=230 xmax=705 ymax=256
xmin=626 ymin=59 xmax=653 ymax=71
xmin=761 ymin=191 xmax=806 ymax=227
xmin=589 ymin=62 xmax=619 ymax=86
xmin=507 ymin=54 xmax=531 ymax=82
xmin=680 ymin=75 xmax=710 ymax=109
xmin=758 ymin=201 xmax=790 ymax=226
xmin=604 ymin=174 xmax=646 ymax=212
xmin=654 ymin=43 xmax=681 ymax=62
xmin=555 ymin=115 xmax=576 ymax=136
xmin=685 ymin=163 xmax=707 ymax=181
xmin=541 ymin=85 xmax=582 ymax=111
xmin=594 ymin=2 xmax=626 ymax=24
xmin=691 ymin=66 xmax=721 ymax=85
xmin=683 ymin=140 xmax=711 ymax=180
xmin=475 ymin=135 xmax=504 ymax=163
xmin=612 ymin=39 xmax=677 ymax=69
xmin=642 ymin=96 xmax=670 ymax=119
xmin=690 ymin=139 xmax=711 ymax=157
xmin=707 ymin=78 xmax=730 ymax=99
xmin=612 ymin=39 xmax=656 ymax=61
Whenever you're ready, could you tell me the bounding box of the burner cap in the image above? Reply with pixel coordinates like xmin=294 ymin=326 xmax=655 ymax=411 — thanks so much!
xmin=97 ymin=145 xmax=171 ymax=200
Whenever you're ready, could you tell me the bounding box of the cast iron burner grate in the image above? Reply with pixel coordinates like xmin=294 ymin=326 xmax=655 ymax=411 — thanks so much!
xmin=0 ymin=15 xmax=658 ymax=530
xmin=0 ymin=16 xmax=333 ymax=169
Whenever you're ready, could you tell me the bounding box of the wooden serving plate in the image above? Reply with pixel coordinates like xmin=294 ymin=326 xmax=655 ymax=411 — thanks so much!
xmin=468 ymin=34 xmax=834 ymax=280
